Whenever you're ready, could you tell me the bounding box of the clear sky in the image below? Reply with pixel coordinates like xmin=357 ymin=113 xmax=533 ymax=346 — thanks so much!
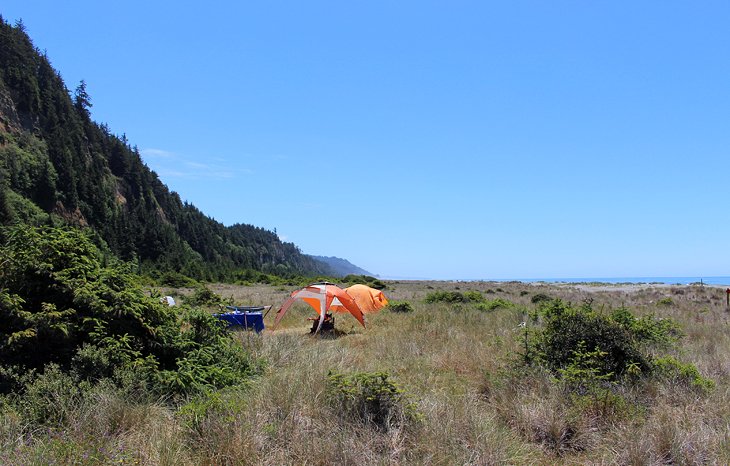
xmin=3 ymin=2 xmax=729 ymax=280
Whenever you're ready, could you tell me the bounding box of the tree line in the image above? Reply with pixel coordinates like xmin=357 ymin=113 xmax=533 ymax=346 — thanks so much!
xmin=0 ymin=16 xmax=331 ymax=281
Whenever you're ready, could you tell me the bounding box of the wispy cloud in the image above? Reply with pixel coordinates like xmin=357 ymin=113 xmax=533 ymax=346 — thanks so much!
xmin=141 ymin=148 xmax=253 ymax=179
xmin=141 ymin=148 xmax=176 ymax=158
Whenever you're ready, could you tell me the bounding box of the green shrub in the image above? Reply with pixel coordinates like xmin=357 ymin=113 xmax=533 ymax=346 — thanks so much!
xmin=463 ymin=291 xmax=485 ymax=302
xmin=425 ymin=290 xmax=488 ymax=304
xmin=186 ymin=285 xmax=224 ymax=306
xmin=158 ymin=271 xmax=198 ymax=288
xmin=425 ymin=291 xmax=466 ymax=304
xmin=531 ymin=293 xmax=552 ymax=304
xmin=610 ymin=308 xmax=682 ymax=347
xmin=19 ymin=364 xmax=92 ymax=425
xmin=342 ymin=274 xmax=387 ymax=290
xmin=653 ymin=356 xmax=714 ymax=391
xmin=525 ymin=299 xmax=703 ymax=388
xmin=387 ymin=301 xmax=414 ymax=313
xmin=0 ymin=226 xmax=170 ymax=373
xmin=476 ymin=298 xmax=514 ymax=312
xmin=327 ymin=371 xmax=419 ymax=430
xmin=0 ymin=226 xmax=259 ymax=401
xmin=557 ymin=341 xmax=615 ymax=390
xmin=656 ymin=297 xmax=674 ymax=307
xmin=529 ymin=300 xmax=648 ymax=379
xmin=552 ymin=341 xmax=638 ymax=419
xmin=177 ymin=386 xmax=246 ymax=434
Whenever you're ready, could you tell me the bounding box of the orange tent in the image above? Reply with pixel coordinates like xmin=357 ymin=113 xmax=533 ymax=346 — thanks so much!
xmin=273 ymin=283 xmax=365 ymax=334
xmin=331 ymin=284 xmax=388 ymax=314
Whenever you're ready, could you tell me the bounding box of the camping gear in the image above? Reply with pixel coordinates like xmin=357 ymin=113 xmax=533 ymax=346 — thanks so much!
xmin=308 ymin=312 xmax=335 ymax=333
xmin=274 ymin=283 xmax=365 ymax=334
xmin=215 ymin=305 xmax=270 ymax=333
xmin=332 ymin=284 xmax=388 ymax=314
xmin=161 ymin=296 xmax=176 ymax=306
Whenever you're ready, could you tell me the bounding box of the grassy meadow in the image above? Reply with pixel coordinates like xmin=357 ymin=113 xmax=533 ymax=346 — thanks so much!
xmin=2 ymin=280 xmax=730 ymax=464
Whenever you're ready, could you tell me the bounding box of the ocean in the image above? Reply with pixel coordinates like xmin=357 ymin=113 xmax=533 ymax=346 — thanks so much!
xmin=492 ymin=276 xmax=730 ymax=286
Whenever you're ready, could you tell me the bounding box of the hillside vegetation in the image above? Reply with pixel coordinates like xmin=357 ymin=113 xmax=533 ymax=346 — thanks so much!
xmin=0 ymin=17 xmax=329 ymax=281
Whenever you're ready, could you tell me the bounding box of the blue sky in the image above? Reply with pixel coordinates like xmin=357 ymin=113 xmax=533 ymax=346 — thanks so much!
xmin=4 ymin=2 xmax=729 ymax=280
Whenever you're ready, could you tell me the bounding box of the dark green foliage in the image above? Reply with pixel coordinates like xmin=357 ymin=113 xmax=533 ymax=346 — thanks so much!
xmin=652 ymin=356 xmax=714 ymax=391
xmin=157 ymin=270 xmax=199 ymax=288
xmin=0 ymin=225 xmax=257 ymax=401
xmin=556 ymin=341 xmax=615 ymax=392
xmin=185 ymin=285 xmax=225 ymax=307
xmin=342 ymin=274 xmax=387 ymax=290
xmin=0 ymin=182 xmax=9 ymax=225
xmin=531 ymin=293 xmax=552 ymax=304
xmin=154 ymin=310 xmax=256 ymax=396
xmin=610 ymin=307 xmax=682 ymax=348
xmin=177 ymin=386 xmax=247 ymax=434
xmin=17 ymin=364 xmax=91 ymax=425
xmin=476 ymin=298 xmax=514 ymax=312
xmin=425 ymin=290 xmax=492 ymax=305
xmin=387 ymin=301 xmax=414 ymax=313
xmin=463 ymin=290 xmax=485 ymax=302
xmin=525 ymin=299 xmax=702 ymax=385
xmin=327 ymin=371 xmax=419 ymax=430
xmin=529 ymin=300 xmax=649 ymax=378
xmin=555 ymin=342 xmax=636 ymax=421
xmin=425 ymin=290 xmax=467 ymax=303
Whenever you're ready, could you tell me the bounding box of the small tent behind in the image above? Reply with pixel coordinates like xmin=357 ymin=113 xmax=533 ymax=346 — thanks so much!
xmin=331 ymin=284 xmax=388 ymax=314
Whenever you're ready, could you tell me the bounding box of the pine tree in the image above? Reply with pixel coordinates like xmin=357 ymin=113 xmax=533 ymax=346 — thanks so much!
xmin=73 ymin=79 xmax=92 ymax=117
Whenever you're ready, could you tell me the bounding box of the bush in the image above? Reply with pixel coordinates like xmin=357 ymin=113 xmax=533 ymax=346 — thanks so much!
xmin=186 ymin=285 xmax=224 ymax=307
xmin=342 ymin=274 xmax=387 ymax=290
xmin=652 ymin=356 xmax=714 ymax=392
xmin=463 ymin=291 xmax=485 ymax=302
xmin=19 ymin=364 xmax=91 ymax=425
xmin=476 ymin=298 xmax=514 ymax=312
xmin=157 ymin=271 xmax=198 ymax=288
xmin=177 ymin=387 xmax=246 ymax=434
xmin=425 ymin=291 xmax=466 ymax=304
xmin=327 ymin=371 xmax=419 ymax=430
xmin=387 ymin=301 xmax=414 ymax=313
xmin=529 ymin=300 xmax=649 ymax=379
xmin=531 ymin=293 xmax=552 ymax=304
xmin=610 ymin=308 xmax=682 ymax=348
xmin=656 ymin=297 xmax=674 ymax=307
xmin=0 ymin=226 xmax=259 ymax=401
xmin=0 ymin=225 xmax=170 ymax=373
xmin=524 ymin=300 xmax=706 ymax=388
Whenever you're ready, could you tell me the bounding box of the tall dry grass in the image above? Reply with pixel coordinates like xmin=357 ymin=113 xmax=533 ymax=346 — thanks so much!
xmin=3 ymin=280 xmax=730 ymax=464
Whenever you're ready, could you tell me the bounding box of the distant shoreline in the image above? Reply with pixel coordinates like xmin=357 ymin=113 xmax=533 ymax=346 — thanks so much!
xmin=384 ymin=276 xmax=730 ymax=286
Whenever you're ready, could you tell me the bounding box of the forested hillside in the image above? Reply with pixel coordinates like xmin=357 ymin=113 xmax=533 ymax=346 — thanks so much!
xmin=0 ymin=17 xmax=330 ymax=280
xmin=311 ymin=255 xmax=374 ymax=277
